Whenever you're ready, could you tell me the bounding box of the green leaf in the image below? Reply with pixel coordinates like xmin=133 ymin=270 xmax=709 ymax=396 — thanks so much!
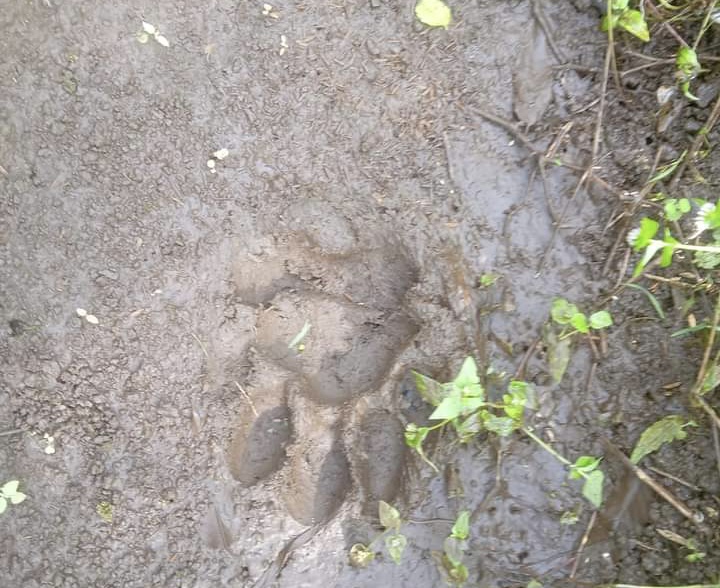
xmin=10 ymin=492 xmax=26 ymax=505
xmin=611 ymin=0 xmax=629 ymax=10
xmin=481 ymin=412 xmax=516 ymax=436
xmin=545 ymin=327 xmax=571 ymax=384
xmin=631 ymin=217 xmax=659 ymax=251
xmin=0 ymin=497 xmax=6 ymax=515
xmin=412 ymin=371 xmax=446 ymax=406
xmin=1 ymin=480 xmax=19 ymax=496
xmin=527 ymin=581 xmax=544 ymax=588
xmin=404 ymin=423 xmax=428 ymax=448
xmin=695 ymin=248 xmax=720 ymax=269
xmin=453 ymin=357 xmax=480 ymax=390
xmin=443 ymin=535 xmax=464 ymax=565
xmin=570 ymin=312 xmax=589 ymax=334
xmin=430 ymin=388 xmax=463 ymax=420
xmin=385 ymin=533 xmax=407 ymax=564
xmin=630 ymin=415 xmax=693 ymax=463
xmin=414 ymin=0 xmax=452 ymax=29
xmin=379 ymin=500 xmax=402 ymax=531
xmin=454 ymin=412 xmax=482 ymax=442
xmin=660 ymin=230 xmax=678 ymax=267
xmin=589 ymin=310 xmax=613 ymax=330
xmin=447 ymin=561 xmax=468 ymax=584
xmin=633 ymin=239 xmax=664 ymax=277
xmin=404 ymin=424 xmax=438 ymax=471
xmin=618 ymin=9 xmax=650 ymax=41
xmin=582 ymin=469 xmax=604 ymax=508
xmin=570 ymin=455 xmax=601 ymax=480
xmin=705 ymin=203 xmax=720 ymax=229
xmin=502 ymin=385 xmax=528 ymax=422
xmin=451 ymin=510 xmax=470 ymax=540
xmin=551 ymin=298 xmax=579 ymax=325
xmin=349 ymin=543 xmax=375 ymax=568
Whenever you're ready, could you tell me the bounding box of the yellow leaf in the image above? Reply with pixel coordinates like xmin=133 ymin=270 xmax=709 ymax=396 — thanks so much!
xmin=415 ymin=0 xmax=452 ymax=29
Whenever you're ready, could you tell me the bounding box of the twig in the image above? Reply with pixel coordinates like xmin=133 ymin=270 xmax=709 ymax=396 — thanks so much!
xmin=190 ymin=332 xmax=210 ymax=359
xmin=569 ymin=510 xmax=597 ymax=579
xmin=531 ymin=0 xmax=566 ymax=62
xmin=691 ymin=292 xmax=720 ymax=396
xmin=647 ymin=466 xmax=702 ymax=491
xmin=669 ymin=91 xmax=720 ymax=190
xmin=694 ymin=395 xmax=720 ymax=431
xmin=692 ymin=0 xmax=718 ymax=51
xmin=234 ymin=381 xmax=259 ymax=417
xmin=592 ymin=24 xmax=613 ymax=164
xmin=0 ymin=428 xmax=27 ymax=437
xmin=712 ymin=424 xmax=720 ymax=483
xmin=536 ymin=168 xmax=591 ymax=275
xmin=603 ymin=438 xmax=705 ymax=525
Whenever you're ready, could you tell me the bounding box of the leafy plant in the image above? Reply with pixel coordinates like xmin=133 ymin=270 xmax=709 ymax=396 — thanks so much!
xmin=0 ymin=480 xmax=27 ymax=514
xmin=676 ymin=46 xmax=702 ymax=101
xmin=551 ymin=298 xmax=613 ymax=338
xmin=546 ymin=299 xmax=613 ymax=383
xmin=435 ymin=510 xmax=470 ymax=585
xmin=601 ymin=0 xmax=650 ymax=42
xmin=628 ymin=202 xmax=720 ymax=276
xmin=349 ymin=500 xmax=407 ymax=568
xmin=406 ymin=358 xmax=605 ymax=508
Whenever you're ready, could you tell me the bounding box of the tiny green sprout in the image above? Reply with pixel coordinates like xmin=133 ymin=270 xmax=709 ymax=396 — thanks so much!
xmin=479 ymin=273 xmax=499 ymax=287
xmin=0 ymin=480 xmax=27 ymax=514
xmin=550 ymin=298 xmax=613 ymax=339
xmin=138 ymin=21 xmax=170 ymax=47
xmin=385 ymin=532 xmax=407 ymax=564
xmin=560 ymin=509 xmax=580 ymax=525
xmin=97 ymin=501 xmax=113 ymax=523
xmin=450 ymin=510 xmax=470 ymax=540
xmin=349 ymin=543 xmax=375 ymax=568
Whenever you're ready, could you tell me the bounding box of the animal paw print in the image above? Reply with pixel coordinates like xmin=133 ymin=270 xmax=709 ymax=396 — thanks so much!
xmin=227 ymin=215 xmax=418 ymax=525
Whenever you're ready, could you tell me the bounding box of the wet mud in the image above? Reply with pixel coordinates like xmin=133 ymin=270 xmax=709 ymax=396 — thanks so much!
xmin=2 ymin=1 xmax=719 ymax=587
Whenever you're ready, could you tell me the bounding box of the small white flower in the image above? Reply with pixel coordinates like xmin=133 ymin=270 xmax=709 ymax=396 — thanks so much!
xmin=627 ymin=227 xmax=640 ymax=247
xmin=692 ymin=202 xmax=715 ymax=237
xmin=155 ymin=34 xmax=170 ymax=48
xmin=207 ymin=159 xmax=216 ymax=172
xmin=142 ymin=21 xmax=156 ymax=35
xmin=76 ymin=308 xmax=88 ymax=317
xmin=86 ymin=314 xmax=99 ymax=325
xmin=213 ymin=148 xmax=229 ymax=160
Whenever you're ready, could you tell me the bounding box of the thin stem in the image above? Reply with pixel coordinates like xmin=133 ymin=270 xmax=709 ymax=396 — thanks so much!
xmin=693 ymin=0 xmax=718 ymax=51
xmin=692 ymin=292 xmax=720 ymax=396
xmin=649 ymin=239 xmax=720 ymax=254
xmin=522 ymin=427 xmax=572 ymax=468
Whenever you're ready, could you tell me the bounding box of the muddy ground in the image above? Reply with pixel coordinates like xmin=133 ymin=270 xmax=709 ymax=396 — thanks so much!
xmin=1 ymin=1 xmax=719 ymax=587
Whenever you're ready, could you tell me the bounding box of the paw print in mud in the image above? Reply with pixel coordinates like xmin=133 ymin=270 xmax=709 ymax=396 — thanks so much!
xmin=226 ymin=219 xmax=418 ymax=526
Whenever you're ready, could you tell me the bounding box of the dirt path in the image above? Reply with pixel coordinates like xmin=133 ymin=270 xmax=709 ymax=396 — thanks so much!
xmin=2 ymin=1 xmax=718 ymax=587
